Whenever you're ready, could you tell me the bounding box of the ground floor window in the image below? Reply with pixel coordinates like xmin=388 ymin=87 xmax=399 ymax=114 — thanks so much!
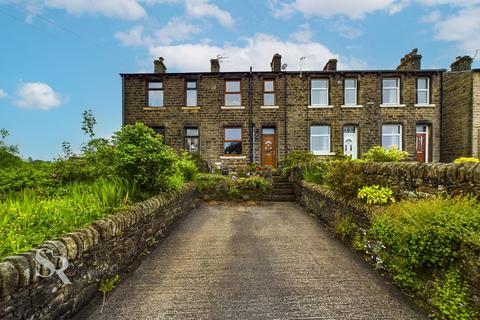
xmin=310 ymin=125 xmax=331 ymax=155
xmin=382 ymin=124 xmax=402 ymax=150
xmin=151 ymin=126 xmax=165 ymax=139
xmin=185 ymin=127 xmax=199 ymax=154
xmin=224 ymin=127 xmax=242 ymax=155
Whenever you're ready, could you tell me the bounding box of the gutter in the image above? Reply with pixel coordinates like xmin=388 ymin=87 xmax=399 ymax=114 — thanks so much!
xmin=248 ymin=67 xmax=254 ymax=164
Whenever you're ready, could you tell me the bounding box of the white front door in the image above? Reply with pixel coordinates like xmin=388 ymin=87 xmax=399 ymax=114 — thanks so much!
xmin=343 ymin=126 xmax=358 ymax=159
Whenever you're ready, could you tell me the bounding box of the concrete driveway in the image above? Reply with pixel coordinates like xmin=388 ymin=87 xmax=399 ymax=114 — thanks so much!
xmin=78 ymin=202 xmax=425 ymax=320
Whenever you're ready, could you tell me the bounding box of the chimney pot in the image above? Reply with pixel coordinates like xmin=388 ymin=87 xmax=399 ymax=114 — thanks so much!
xmin=271 ymin=53 xmax=282 ymax=72
xmin=323 ymin=59 xmax=338 ymax=71
xmin=451 ymin=56 xmax=473 ymax=71
xmin=154 ymin=57 xmax=167 ymax=74
xmin=397 ymin=48 xmax=422 ymax=70
xmin=210 ymin=58 xmax=220 ymax=72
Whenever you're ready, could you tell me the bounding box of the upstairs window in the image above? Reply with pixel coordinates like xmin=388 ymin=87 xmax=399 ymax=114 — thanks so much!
xmin=311 ymin=79 xmax=329 ymax=106
xmin=382 ymin=78 xmax=400 ymax=105
xmin=148 ymin=82 xmax=163 ymax=107
xmin=417 ymin=77 xmax=430 ymax=105
xmin=185 ymin=127 xmax=199 ymax=154
xmin=224 ymin=127 xmax=242 ymax=155
xmin=225 ymin=80 xmax=241 ymax=106
xmin=263 ymin=80 xmax=275 ymax=106
xmin=382 ymin=124 xmax=402 ymax=150
xmin=186 ymin=81 xmax=197 ymax=107
xmin=344 ymin=79 xmax=357 ymax=105
xmin=310 ymin=125 xmax=331 ymax=155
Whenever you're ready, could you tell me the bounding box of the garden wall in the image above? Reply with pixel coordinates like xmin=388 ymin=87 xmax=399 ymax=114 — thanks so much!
xmin=292 ymin=163 xmax=480 ymax=315
xmin=0 ymin=183 xmax=199 ymax=320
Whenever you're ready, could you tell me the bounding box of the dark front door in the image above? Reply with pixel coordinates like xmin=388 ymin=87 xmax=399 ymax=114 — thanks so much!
xmin=261 ymin=128 xmax=276 ymax=168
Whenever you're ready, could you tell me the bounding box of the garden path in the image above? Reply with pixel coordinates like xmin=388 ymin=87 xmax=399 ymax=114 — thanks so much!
xmin=78 ymin=202 xmax=425 ymax=320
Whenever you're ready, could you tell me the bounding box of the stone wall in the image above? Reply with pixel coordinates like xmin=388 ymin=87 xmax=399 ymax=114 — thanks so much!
xmin=292 ymin=163 xmax=480 ymax=315
xmin=0 ymin=183 xmax=199 ymax=320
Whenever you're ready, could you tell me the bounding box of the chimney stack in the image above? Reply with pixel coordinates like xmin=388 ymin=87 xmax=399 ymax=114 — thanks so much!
xmin=323 ymin=59 xmax=338 ymax=71
xmin=271 ymin=53 xmax=282 ymax=72
xmin=450 ymin=56 xmax=473 ymax=71
xmin=397 ymin=48 xmax=422 ymax=70
xmin=154 ymin=57 xmax=167 ymax=74
xmin=210 ymin=58 xmax=220 ymax=72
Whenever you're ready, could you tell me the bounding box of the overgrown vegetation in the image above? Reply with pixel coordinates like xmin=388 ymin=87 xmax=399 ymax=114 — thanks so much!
xmin=357 ymin=185 xmax=395 ymax=205
xmin=195 ymin=173 xmax=271 ymax=199
xmin=363 ymin=145 xmax=409 ymax=162
xmin=453 ymin=157 xmax=479 ymax=164
xmin=0 ymin=111 xmax=197 ymax=259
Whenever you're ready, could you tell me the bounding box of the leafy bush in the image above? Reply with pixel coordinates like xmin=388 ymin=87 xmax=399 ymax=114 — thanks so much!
xmin=324 ymin=160 xmax=366 ymax=200
xmin=357 ymin=185 xmax=395 ymax=205
xmin=334 ymin=216 xmax=357 ymax=241
xmin=363 ymin=146 xmax=409 ymax=162
xmin=279 ymin=150 xmax=316 ymax=176
xmin=453 ymin=157 xmax=479 ymax=164
xmin=112 ymin=123 xmax=194 ymax=193
xmin=370 ymin=197 xmax=480 ymax=287
xmin=177 ymin=151 xmax=199 ymax=181
xmin=238 ymin=176 xmax=272 ymax=193
xmin=431 ymin=269 xmax=478 ymax=320
xmin=0 ymin=129 xmax=22 ymax=168
xmin=0 ymin=161 xmax=57 ymax=196
xmin=303 ymin=160 xmax=331 ymax=185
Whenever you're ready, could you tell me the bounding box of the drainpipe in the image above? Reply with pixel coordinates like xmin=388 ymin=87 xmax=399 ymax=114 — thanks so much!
xmin=248 ymin=66 xmax=254 ymax=164
xmin=283 ymin=72 xmax=288 ymax=157
xmin=439 ymin=72 xmax=444 ymax=162
xmin=121 ymin=75 xmax=125 ymax=126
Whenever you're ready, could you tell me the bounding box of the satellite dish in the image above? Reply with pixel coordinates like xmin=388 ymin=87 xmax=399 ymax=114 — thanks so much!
xmin=281 ymin=63 xmax=288 ymax=71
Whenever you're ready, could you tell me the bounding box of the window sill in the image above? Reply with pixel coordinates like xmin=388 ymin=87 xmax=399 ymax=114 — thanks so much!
xmin=143 ymin=106 xmax=166 ymax=110
xmin=181 ymin=106 xmax=201 ymax=110
xmin=312 ymin=152 xmax=336 ymax=156
xmin=380 ymin=104 xmax=406 ymax=108
xmin=221 ymin=106 xmax=245 ymax=109
xmin=220 ymin=156 xmax=247 ymax=159
xmin=260 ymin=105 xmax=279 ymax=109
xmin=308 ymin=105 xmax=334 ymax=109
xmin=414 ymin=104 xmax=436 ymax=108
xmin=341 ymin=105 xmax=363 ymax=108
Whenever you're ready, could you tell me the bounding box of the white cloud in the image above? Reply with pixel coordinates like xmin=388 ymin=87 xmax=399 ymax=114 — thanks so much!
xmin=184 ymin=0 xmax=234 ymax=28
xmin=14 ymin=82 xmax=64 ymax=110
xmin=148 ymin=33 xmax=367 ymax=72
xmin=329 ymin=20 xmax=363 ymax=39
xmin=0 ymin=89 xmax=6 ymax=99
xmin=428 ymin=7 xmax=480 ymax=51
xmin=43 ymin=0 xmax=146 ymax=20
xmin=116 ymin=18 xmax=201 ymax=46
xmin=289 ymin=23 xmax=313 ymax=43
xmin=271 ymin=0 xmax=480 ymax=19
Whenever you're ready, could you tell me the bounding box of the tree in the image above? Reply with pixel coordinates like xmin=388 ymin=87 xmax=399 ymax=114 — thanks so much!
xmin=81 ymin=109 xmax=96 ymax=139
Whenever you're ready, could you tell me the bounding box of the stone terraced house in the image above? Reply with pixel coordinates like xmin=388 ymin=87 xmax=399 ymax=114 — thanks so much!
xmin=121 ymin=49 xmax=451 ymax=169
xmin=442 ymin=56 xmax=480 ymax=162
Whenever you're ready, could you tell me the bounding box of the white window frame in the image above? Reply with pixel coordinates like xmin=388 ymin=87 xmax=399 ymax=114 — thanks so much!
xmin=263 ymin=80 xmax=275 ymax=106
xmin=416 ymin=77 xmax=430 ymax=105
xmin=344 ymin=78 xmax=357 ymax=106
xmin=382 ymin=124 xmax=403 ymax=150
xmin=224 ymin=80 xmax=242 ymax=107
xmin=310 ymin=79 xmax=329 ymax=106
xmin=148 ymin=82 xmax=164 ymax=107
xmin=382 ymin=78 xmax=400 ymax=105
xmin=310 ymin=125 xmax=331 ymax=155
xmin=186 ymin=80 xmax=197 ymax=107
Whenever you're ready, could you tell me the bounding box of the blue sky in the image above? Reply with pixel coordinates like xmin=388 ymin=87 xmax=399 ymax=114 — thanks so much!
xmin=0 ymin=0 xmax=479 ymax=160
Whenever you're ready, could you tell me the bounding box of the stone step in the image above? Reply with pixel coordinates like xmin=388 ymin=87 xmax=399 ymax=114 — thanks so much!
xmin=272 ymin=176 xmax=289 ymax=183
xmin=271 ymin=194 xmax=297 ymax=202
xmin=272 ymin=188 xmax=295 ymax=195
xmin=272 ymin=182 xmax=293 ymax=189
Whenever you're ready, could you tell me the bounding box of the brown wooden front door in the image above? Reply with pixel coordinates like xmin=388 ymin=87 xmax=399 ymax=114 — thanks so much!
xmin=261 ymin=128 xmax=276 ymax=168
xmin=416 ymin=133 xmax=426 ymax=162
xmin=416 ymin=124 xmax=430 ymax=162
